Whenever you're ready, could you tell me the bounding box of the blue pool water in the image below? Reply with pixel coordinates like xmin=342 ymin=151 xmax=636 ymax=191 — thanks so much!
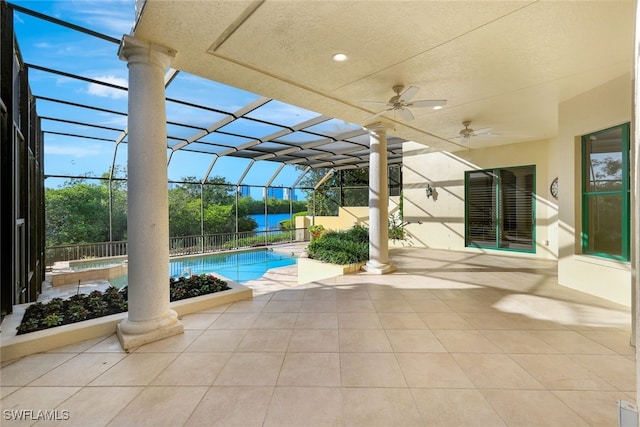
xmin=107 ymin=249 xmax=296 ymax=287
xmin=169 ymin=250 xmax=296 ymax=282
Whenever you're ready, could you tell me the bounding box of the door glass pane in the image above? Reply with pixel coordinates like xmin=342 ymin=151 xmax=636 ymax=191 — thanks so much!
xmin=584 ymin=127 xmax=623 ymax=192
xmin=499 ymin=167 xmax=534 ymax=250
xmin=467 ymin=171 xmax=496 ymax=247
xmin=586 ymin=194 xmax=623 ymax=257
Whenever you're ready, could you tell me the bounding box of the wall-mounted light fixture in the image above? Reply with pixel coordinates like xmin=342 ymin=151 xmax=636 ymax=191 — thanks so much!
xmin=426 ymin=184 xmax=434 ymax=199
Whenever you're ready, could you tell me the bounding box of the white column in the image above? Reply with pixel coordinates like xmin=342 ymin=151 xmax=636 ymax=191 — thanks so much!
xmin=364 ymin=120 xmax=396 ymax=274
xmin=116 ymin=35 xmax=183 ymax=349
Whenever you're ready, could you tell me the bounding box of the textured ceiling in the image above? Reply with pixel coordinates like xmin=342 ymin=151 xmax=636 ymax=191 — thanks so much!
xmin=134 ymin=0 xmax=633 ymax=157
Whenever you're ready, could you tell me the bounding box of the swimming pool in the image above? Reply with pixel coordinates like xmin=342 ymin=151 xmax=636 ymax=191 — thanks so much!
xmin=106 ymin=249 xmax=297 ymax=287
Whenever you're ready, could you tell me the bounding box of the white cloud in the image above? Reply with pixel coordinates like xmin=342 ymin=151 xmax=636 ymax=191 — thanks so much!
xmin=45 ymin=143 xmax=107 ymax=158
xmin=87 ymin=75 xmax=128 ymax=99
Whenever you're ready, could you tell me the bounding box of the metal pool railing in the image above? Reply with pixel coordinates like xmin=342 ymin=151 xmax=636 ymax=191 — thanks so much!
xmin=45 ymin=228 xmax=307 ymax=265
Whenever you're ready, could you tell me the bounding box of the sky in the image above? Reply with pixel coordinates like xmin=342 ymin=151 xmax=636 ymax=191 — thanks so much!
xmin=10 ymin=0 xmax=340 ymax=199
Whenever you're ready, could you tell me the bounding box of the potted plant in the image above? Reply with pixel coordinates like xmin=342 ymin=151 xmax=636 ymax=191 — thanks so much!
xmin=308 ymin=224 xmax=325 ymax=239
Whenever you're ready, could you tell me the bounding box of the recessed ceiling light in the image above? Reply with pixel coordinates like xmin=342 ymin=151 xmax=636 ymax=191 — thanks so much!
xmin=432 ymin=105 xmax=443 ymax=110
xmin=332 ymin=53 xmax=348 ymax=62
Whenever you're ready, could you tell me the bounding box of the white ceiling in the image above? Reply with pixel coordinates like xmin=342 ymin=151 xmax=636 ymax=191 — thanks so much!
xmin=134 ymin=0 xmax=634 ymax=153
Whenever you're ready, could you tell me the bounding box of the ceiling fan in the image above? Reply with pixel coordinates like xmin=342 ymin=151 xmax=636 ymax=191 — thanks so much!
xmin=361 ymin=85 xmax=446 ymax=122
xmin=455 ymin=121 xmax=493 ymax=144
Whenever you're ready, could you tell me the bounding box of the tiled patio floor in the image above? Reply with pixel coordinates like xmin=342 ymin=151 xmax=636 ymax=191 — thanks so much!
xmin=1 ymin=248 xmax=635 ymax=426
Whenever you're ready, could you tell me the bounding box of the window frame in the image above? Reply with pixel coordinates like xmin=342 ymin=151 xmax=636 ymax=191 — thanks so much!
xmin=464 ymin=165 xmax=536 ymax=253
xmin=580 ymin=123 xmax=630 ymax=261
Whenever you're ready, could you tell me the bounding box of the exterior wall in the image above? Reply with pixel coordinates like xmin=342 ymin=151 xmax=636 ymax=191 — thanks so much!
xmin=557 ymin=74 xmax=632 ymax=306
xmin=294 ymin=199 xmax=401 ymax=238
xmin=402 ymin=74 xmax=632 ymax=307
xmin=402 ymin=140 xmax=556 ymax=260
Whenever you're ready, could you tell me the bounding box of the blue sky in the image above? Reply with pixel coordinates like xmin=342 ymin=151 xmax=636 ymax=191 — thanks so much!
xmin=11 ymin=0 xmax=333 ymax=198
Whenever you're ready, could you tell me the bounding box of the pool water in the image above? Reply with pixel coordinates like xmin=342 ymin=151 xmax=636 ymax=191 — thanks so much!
xmin=108 ymin=250 xmax=296 ymax=287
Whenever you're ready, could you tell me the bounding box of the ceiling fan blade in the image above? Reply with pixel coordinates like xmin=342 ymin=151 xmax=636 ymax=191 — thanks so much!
xmin=410 ymin=99 xmax=447 ymax=108
xmin=399 ymin=86 xmax=420 ymax=103
xmin=397 ymin=107 xmax=414 ymax=121
xmin=363 ymin=108 xmax=392 ymax=122
xmin=471 ymin=127 xmax=492 ymax=136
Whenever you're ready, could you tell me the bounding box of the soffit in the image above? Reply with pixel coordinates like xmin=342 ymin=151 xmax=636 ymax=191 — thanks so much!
xmin=134 ymin=0 xmax=634 ymax=155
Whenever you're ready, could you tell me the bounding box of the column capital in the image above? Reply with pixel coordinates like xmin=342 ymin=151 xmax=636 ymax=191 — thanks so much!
xmin=118 ymin=35 xmax=176 ymax=69
xmin=363 ymin=119 xmax=395 ymax=134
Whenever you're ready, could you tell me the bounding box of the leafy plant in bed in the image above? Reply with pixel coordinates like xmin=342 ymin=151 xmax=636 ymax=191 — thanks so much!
xmin=307 ymin=225 xmax=369 ymax=265
xmin=16 ymin=274 xmax=229 ymax=334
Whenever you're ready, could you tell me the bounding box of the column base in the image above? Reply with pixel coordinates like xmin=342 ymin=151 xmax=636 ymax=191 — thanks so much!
xmin=116 ymin=310 xmax=184 ymax=350
xmin=363 ymin=261 xmax=397 ymax=275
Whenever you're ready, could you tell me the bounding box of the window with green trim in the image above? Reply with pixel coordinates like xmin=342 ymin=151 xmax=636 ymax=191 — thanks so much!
xmin=465 ymin=165 xmax=535 ymax=252
xmin=581 ymin=123 xmax=630 ymax=261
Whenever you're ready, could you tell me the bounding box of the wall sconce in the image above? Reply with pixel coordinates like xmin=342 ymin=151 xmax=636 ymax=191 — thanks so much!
xmin=426 ymin=184 xmax=434 ymax=199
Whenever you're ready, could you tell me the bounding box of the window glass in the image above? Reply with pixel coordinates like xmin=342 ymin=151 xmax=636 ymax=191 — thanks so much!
xmin=465 ymin=166 xmax=535 ymax=252
xmin=582 ymin=123 xmax=629 ymax=260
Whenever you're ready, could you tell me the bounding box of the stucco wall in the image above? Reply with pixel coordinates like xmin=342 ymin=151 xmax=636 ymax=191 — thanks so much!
xmin=557 ymin=73 xmax=632 ymax=306
xmin=402 ymin=139 xmax=556 ymax=260
xmin=402 ymin=74 xmax=632 ymax=306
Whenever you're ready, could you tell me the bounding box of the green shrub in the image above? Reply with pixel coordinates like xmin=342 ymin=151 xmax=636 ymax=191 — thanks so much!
xmin=307 ymin=226 xmax=369 ymax=264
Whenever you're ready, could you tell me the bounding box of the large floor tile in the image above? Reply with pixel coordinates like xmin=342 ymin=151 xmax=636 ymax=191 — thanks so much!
xmin=337 ymin=312 xmax=382 ymax=329
xmin=396 ymin=353 xmax=474 ymax=388
xmin=294 ymin=312 xmax=338 ymax=329
xmin=386 ymin=329 xmax=447 ymax=352
xmin=434 ymin=330 xmax=502 ymax=353
xmin=411 ymin=388 xmax=507 ymax=427
xmin=29 ymin=353 xmax=126 ymax=386
xmin=264 ymin=387 xmax=342 ymax=427
xmin=554 ymin=390 xmax=632 ymax=426
xmin=277 ymin=353 xmax=340 ymax=386
xmin=481 ymin=329 xmax=561 ymax=354
xmin=250 ymin=312 xmax=298 ymax=329
xmin=151 ymin=352 xmax=231 ymax=386
xmin=186 ymin=329 xmax=246 ymax=352
xmin=339 ymin=329 xmax=393 ymax=353
xmin=214 ymin=352 xmax=285 ymax=386
xmin=481 ymin=389 xmax=589 ymax=426
xmin=208 ymin=312 xmax=259 ymax=329
xmin=340 ymin=353 xmax=406 ymax=387
xmin=453 ymin=353 xmax=543 ymax=389
xmin=44 ymin=386 xmax=143 ymax=427
xmin=178 ymin=313 xmax=220 ymax=330
xmin=89 ymin=353 xmax=178 ymax=386
xmin=378 ymin=312 xmax=427 ymax=329
xmin=287 ymin=329 xmax=339 ymax=352
xmin=134 ymin=329 xmax=201 ymax=353
xmin=342 ymin=388 xmax=423 ymax=427
xmin=509 ymin=353 xmax=614 ymax=390
xmin=529 ymin=330 xmax=616 ymax=354
xmin=236 ymin=329 xmax=292 ymax=352
xmin=419 ymin=312 xmax=473 ymax=329
xmin=570 ymin=354 xmax=637 ymax=391
xmin=106 ymin=386 xmax=207 ymax=427
xmin=0 ymin=354 xmax=76 ymax=386
xmin=185 ymin=386 xmax=273 ymax=427
xmin=0 ymin=387 xmax=80 ymax=426
xmin=578 ymin=330 xmax=634 ymax=355
xmin=336 ymin=299 xmax=376 ymax=313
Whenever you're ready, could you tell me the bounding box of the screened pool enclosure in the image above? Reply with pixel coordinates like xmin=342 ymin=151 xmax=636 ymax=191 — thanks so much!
xmin=1 ymin=1 xmax=404 ymax=313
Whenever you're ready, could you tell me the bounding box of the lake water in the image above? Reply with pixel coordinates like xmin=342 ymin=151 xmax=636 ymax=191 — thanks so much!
xmin=249 ymin=212 xmax=294 ymax=231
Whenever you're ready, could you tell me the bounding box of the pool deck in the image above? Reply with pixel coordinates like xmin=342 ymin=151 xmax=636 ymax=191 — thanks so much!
xmin=0 ymin=247 xmax=635 ymax=426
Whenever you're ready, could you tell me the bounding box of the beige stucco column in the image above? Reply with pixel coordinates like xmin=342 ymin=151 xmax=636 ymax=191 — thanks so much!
xmin=363 ymin=120 xmax=396 ymax=274
xmin=116 ymin=35 xmax=183 ymax=349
